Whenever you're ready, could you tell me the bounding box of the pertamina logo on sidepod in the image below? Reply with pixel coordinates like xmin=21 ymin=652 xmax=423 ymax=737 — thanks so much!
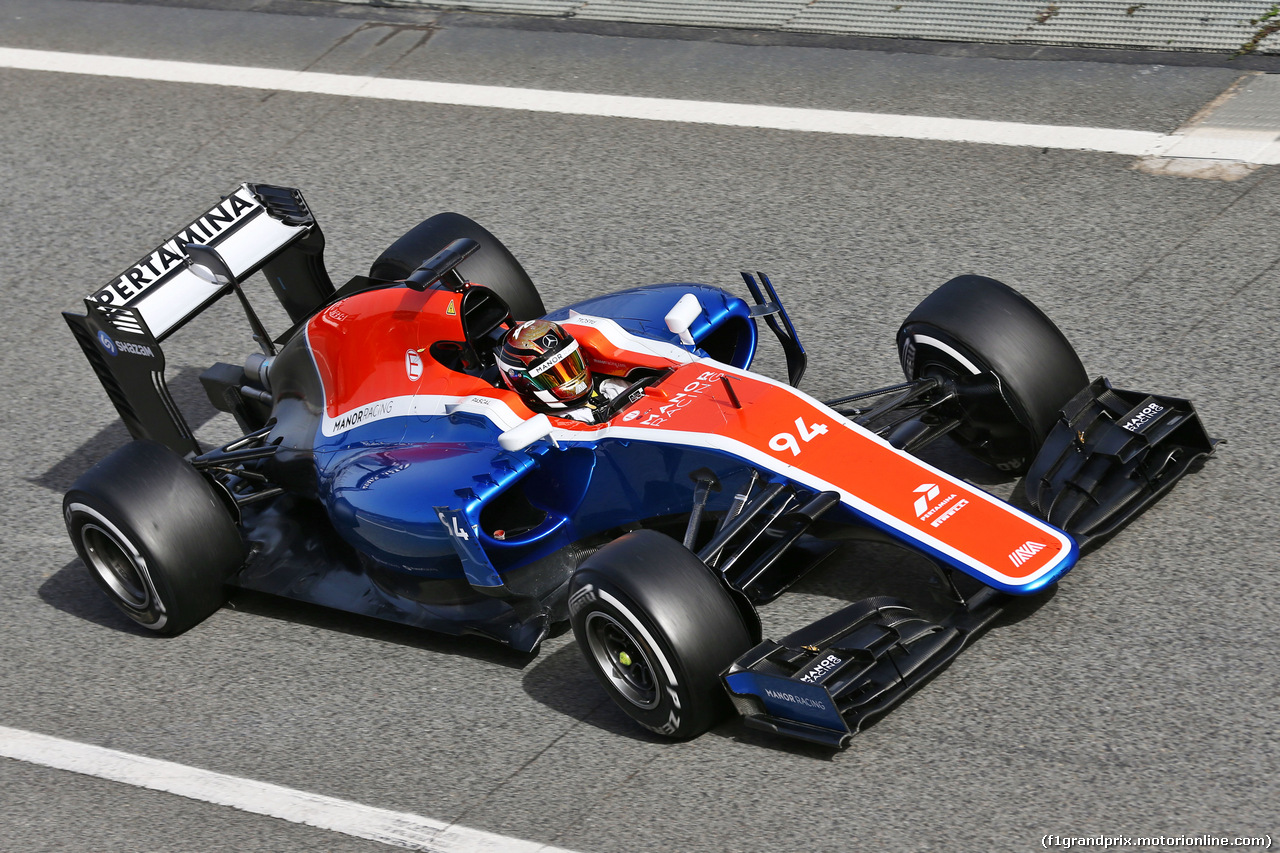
xmin=912 ymin=483 xmax=968 ymax=528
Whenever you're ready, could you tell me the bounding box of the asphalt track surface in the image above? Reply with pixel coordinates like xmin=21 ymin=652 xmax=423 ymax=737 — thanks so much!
xmin=2 ymin=1 xmax=1278 ymax=851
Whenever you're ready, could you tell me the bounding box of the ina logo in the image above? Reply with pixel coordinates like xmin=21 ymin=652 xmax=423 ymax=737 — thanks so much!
xmin=96 ymin=330 xmax=118 ymax=356
xmin=405 ymin=348 xmax=423 ymax=381
xmin=1008 ymin=541 xmax=1046 ymax=567
xmin=913 ymin=483 xmax=939 ymax=518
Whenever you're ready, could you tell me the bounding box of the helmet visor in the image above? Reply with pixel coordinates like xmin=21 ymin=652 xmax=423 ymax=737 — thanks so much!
xmin=525 ymin=339 xmax=589 ymax=398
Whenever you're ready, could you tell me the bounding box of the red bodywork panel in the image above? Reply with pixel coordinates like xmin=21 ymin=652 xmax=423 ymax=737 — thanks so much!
xmin=306 ymin=286 xmax=535 ymax=432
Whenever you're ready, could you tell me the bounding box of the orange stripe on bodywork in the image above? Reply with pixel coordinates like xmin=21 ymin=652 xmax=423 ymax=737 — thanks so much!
xmin=596 ymin=363 xmax=1068 ymax=583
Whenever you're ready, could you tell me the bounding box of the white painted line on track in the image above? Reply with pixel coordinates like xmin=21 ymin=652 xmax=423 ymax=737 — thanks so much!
xmin=0 ymin=725 xmax=579 ymax=853
xmin=2 ymin=46 xmax=1278 ymax=163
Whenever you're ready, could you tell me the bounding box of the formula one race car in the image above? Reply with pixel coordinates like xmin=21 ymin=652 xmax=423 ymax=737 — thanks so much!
xmin=62 ymin=185 xmax=1215 ymax=747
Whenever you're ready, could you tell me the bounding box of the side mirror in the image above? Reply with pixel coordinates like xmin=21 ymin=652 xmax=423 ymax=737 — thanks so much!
xmin=406 ymin=238 xmax=480 ymax=292
xmin=664 ymin=293 xmax=702 ymax=346
xmin=498 ymin=413 xmax=557 ymax=452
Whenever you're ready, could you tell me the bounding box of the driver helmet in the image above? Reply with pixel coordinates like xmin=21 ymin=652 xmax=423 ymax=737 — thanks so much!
xmin=496 ymin=320 xmax=592 ymax=410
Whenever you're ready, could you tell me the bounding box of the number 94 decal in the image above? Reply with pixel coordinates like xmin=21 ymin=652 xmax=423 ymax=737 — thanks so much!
xmin=435 ymin=507 xmax=472 ymax=540
xmin=769 ymin=417 xmax=829 ymax=456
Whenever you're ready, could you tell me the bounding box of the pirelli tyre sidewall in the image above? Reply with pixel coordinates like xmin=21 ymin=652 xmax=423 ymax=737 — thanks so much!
xmin=898 ymin=274 xmax=1088 ymax=473
xmin=568 ymin=530 xmax=752 ymax=740
xmin=369 ymin=212 xmax=546 ymax=321
xmin=63 ymin=440 xmax=244 ymax=635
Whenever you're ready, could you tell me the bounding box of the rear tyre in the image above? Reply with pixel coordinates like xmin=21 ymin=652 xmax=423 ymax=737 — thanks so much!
xmin=569 ymin=530 xmax=753 ymax=739
xmin=63 ymin=441 xmax=244 ymax=635
xmin=369 ymin=212 xmax=545 ymax=321
xmin=897 ymin=275 xmax=1088 ymax=473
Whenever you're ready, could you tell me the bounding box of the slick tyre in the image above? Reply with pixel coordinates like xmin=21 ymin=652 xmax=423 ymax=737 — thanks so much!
xmin=898 ymin=275 xmax=1088 ymax=473
xmin=63 ymin=440 xmax=244 ymax=635
xmin=370 ymin=212 xmax=545 ymax=321
xmin=568 ymin=530 xmax=753 ymax=740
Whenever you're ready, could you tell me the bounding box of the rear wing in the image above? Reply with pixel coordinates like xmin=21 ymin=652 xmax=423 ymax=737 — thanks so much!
xmin=63 ymin=183 xmax=335 ymax=455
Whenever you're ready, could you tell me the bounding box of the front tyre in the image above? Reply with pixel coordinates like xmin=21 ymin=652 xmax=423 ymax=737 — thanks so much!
xmin=569 ymin=530 xmax=752 ymax=739
xmin=898 ymin=275 xmax=1088 ymax=473
xmin=63 ymin=441 xmax=244 ymax=635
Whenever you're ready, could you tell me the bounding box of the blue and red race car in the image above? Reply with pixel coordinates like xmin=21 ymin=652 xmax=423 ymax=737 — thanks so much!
xmin=62 ymin=184 xmax=1215 ymax=747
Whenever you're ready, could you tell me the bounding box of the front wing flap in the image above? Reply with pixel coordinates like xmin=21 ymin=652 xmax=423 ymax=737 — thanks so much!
xmin=1025 ymin=378 xmax=1218 ymax=550
xmin=723 ymin=592 xmax=1004 ymax=748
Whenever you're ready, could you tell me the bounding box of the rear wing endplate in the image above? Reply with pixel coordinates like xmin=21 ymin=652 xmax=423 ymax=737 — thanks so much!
xmin=63 ymin=183 xmax=334 ymax=455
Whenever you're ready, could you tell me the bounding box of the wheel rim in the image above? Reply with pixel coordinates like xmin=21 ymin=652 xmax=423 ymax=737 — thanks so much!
xmin=584 ymin=611 xmax=660 ymax=710
xmin=80 ymin=522 xmax=151 ymax=610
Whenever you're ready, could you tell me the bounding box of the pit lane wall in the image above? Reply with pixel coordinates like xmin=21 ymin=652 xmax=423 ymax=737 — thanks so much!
xmin=316 ymin=1 xmax=1280 ymax=54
